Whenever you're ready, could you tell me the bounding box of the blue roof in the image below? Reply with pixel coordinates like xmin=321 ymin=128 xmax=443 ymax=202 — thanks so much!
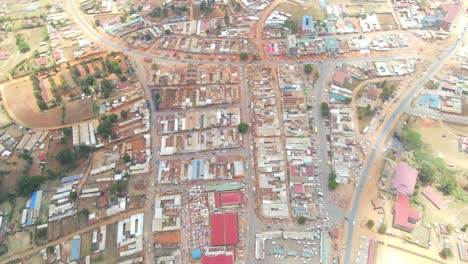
xmin=418 ymin=94 xmax=429 ymax=105
xmin=61 ymin=174 xmax=83 ymax=183
xmin=192 ymin=160 xmax=198 ymax=179
xmin=303 ymin=252 xmax=312 ymax=257
xmin=199 ymin=160 xmax=204 ymax=178
xmin=30 ymin=192 xmax=37 ymax=210
xmin=319 ymin=0 xmax=327 ymax=9
xmin=273 ymin=249 xmax=283 ymax=254
xmin=429 ymin=95 xmax=440 ymax=109
xmin=70 ymin=238 xmax=81 ymax=261
xmin=302 ymin=16 xmax=314 ymax=31
xmin=192 ymin=249 xmax=202 ymax=259
xmin=325 ymin=37 xmax=338 ymax=49
xmin=330 ymin=92 xmax=349 ymax=102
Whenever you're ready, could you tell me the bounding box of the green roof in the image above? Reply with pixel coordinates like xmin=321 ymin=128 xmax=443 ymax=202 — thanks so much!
xmin=206 ymin=182 xmax=243 ymax=192
xmin=325 ymin=37 xmax=338 ymax=49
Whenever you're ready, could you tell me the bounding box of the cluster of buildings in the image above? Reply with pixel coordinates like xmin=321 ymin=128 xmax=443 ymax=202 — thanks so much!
xmin=152 ymin=64 xmax=240 ymax=86
xmin=329 ymin=107 xmax=359 ymax=184
xmin=162 ymin=16 xmax=256 ymax=38
xmin=156 ymin=36 xmax=256 ymax=56
xmin=393 ymin=1 xmax=464 ymax=31
xmin=417 ymin=74 xmax=466 ymax=114
xmin=157 ymin=155 xmax=245 ymax=184
xmin=249 ymin=67 xmax=289 ymax=219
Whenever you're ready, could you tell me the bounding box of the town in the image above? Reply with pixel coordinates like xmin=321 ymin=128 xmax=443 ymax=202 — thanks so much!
xmin=0 ymin=0 xmax=466 ymax=264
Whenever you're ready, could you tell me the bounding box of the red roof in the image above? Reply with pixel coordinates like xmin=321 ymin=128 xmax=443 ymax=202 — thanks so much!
xmin=38 ymin=56 xmax=47 ymax=66
xmin=289 ymin=165 xmax=313 ymax=178
xmin=442 ymin=3 xmax=463 ymax=25
xmin=210 ymin=213 xmax=238 ymax=246
xmin=331 ymin=228 xmax=339 ymax=239
xmin=0 ymin=52 xmax=11 ymax=59
xmin=118 ymin=82 xmax=131 ymax=90
xmin=54 ymin=50 xmax=62 ymax=60
xmin=332 ymin=68 xmax=352 ymax=86
xmin=368 ymin=239 xmax=376 ymax=264
xmin=214 ymin=191 xmax=243 ymax=209
xmin=293 ymin=184 xmax=304 ymax=194
xmin=392 ymin=162 xmax=418 ymax=196
xmin=393 ymin=193 xmax=420 ymax=231
xmin=202 ymin=255 xmax=234 ymax=264
xmin=421 ymin=187 xmax=445 ymax=209
xmin=38 ymin=151 xmax=47 ymax=162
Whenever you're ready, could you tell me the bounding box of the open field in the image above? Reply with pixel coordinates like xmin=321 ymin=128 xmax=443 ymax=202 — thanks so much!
xmin=5 ymin=231 xmax=32 ymax=254
xmin=375 ymin=244 xmax=443 ymax=264
xmin=1 ymin=78 xmax=95 ymax=129
xmin=277 ymin=2 xmax=325 ymax=24
xmin=0 ymin=102 xmax=13 ymax=128
xmin=410 ymin=118 xmax=468 ymax=170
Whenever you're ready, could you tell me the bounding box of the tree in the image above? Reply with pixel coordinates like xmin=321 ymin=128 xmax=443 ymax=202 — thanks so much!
xmin=97 ymin=119 xmax=114 ymax=137
xmin=69 ymin=191 xmax=77 ymax=200
xmin=145 ymin=33 xmax=152 ymax=41
xmin=108 ymin=114 xmax=118 ymax=123
xmin=418 ymin=163 xmax=436 ymax=185
xmin=240 ymin=52 xmax=248 ymax=61
xmin=321 ymin=102 xmax=330 ymax=118
xmin=297 ymin=216 xmax=307 ymax=224
xmin=122 ymin=154 xmax=131 ymax=163
xmin=0 ymin=243 xmax=7 ymax=257
xmin=439 ymin=175 xmax=457 ymax=195
xmin=238 ymin=122 xmax=249 ymax=133
xmin=56 ymin=149 xmax=74 ymax=165
xmin=283 ymin=19 xmax=298 ymax=34
xmin=441 ymin=247 xmax=453 ymax=258
xmin=378 ymin=223 xmax=387 ymax=234
xmin=328 ymin=173 xmax=338 ymax=190
xmin=304 ymin=64 xmax=314 ymax=75
xmin=110 ymin=180 xmax=127 ymax=197
xmin=367 ymin=219 xmax=375 ymax=229
xmin=151 ymin=63 xmax=158 ymax=70
xmin=165 ymin=29 xmax=172 ymax=35
xmin=399 ymin=129 xmax=423 ymax=151
xmin=120 ymin=110 xmax=128 ymax=119
xmin=18 ymin=150 xmax=33 ymax=164
xmin=17 ymin=176 xmax=43 ymax=197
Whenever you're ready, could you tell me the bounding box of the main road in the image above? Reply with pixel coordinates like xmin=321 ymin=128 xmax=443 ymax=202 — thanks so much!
xmin=343 ymin=29 xmax=466 ymax=264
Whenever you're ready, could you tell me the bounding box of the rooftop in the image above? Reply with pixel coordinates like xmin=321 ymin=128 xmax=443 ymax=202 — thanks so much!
xmin=393 ymin=193 xmax=421 ymax=232
xmin=210 ymin=213 xmax=239 ymax=246
xmin=392 ymin=162 xmax=418 ymax=196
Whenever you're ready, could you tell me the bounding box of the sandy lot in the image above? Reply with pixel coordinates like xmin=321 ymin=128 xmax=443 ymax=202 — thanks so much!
xmin=410 ymin=118 xmax=468 ymax=170
xmin=1 ymin=78 xmax=95 ymax=129
xmin=375 ymin=244 xmax=443 ymax=264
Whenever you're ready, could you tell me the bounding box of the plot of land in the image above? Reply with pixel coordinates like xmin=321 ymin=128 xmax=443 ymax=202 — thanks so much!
xmin=410 ymin=118 xmax=468 ymax=170
xmin=375 ymin=245 xmax=441 ymax=264
xmin=277 ymin=2 xmax=325 ymax=24
xmin=1 ymin=78 xmax=94 ymax=129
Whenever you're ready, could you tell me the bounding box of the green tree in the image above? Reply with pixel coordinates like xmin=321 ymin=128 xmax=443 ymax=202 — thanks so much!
xmin=439 ymin=175 xmax=457 ymax=195
xmin=328 ymin=173 xmax=338 ymax=190
xmin=0 ymin=243 xmax=7 ymax=257
xmin=122 ymin=154 xmax=131 ymax=163
xmin=283 ymin=19 xmax=298 ymax=34
xmin=18 ymin=150 xmax=33 ymax=164
xmin=110 ymin=180 xmax=127 ymax=197
xmin=321 ymin=102 xmax=330 ymax=118
xmin=379 ymin=223 xmax=387 ymax=234
xmin=304 ymin=64 xmax=314 ymax=75
xmin=441 ymin=247 xmax=453 ymax=258
xmin=240 ymin=52 xmax=248 ymax=61
xmin=238 ymin=122 xmax=249 ymax=133
xmin=297 ymin=216 xmax=307 ymax=224
xmin=17 ymin=176 xmax=43 ymax=197
xmin=399 ymin=129 xmax=423 ymax=151
xmin=120 ymin=110 xmax=128 ymax=119
xmin=367 ymin=219 xmax=375 ymax=229
xmin=69 ymin=191 xmax=77 ymax=200
xmin=56 ymin=149 xmax=74 ymax=165
xmin=108 ymin=114 xmax=118 ymax=123
xmin=151 ymin=63 xmax=158 ymax=70
xmin=418 ymin=162 xmax=436 ymax=184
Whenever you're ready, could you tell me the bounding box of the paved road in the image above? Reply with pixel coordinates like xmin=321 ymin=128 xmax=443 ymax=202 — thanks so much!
xmin=405 ymin=107 xmax=468 ymax=125
xmin=343 ymin=29 xmax=466 ymax=264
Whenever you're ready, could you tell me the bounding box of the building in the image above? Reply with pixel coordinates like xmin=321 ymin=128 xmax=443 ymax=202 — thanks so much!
xmin=69 ymin=237 xmax=81 ymax=262
xmin=302 ymin=16 xmax=317 ymax=39
xmin=286 ymin=35 xmax=298 ymax=56
xmin=393 ymin=193 xmax=421 ymax=232
xmin=391 ymin=162 xmax=418 ymax=196
xmin=441 ymin=3 xmax=464 ymax=31
xmin=202 ymin=255 xmax=234 ymax=264
xmin=210 ymin=213 xmax=239 ymax=246
xmin=332 ymin=68 xmax=352 ymax=86
xmin=325 ymin=37 xmax=338 ymax=54
xmin=213 ymin=190 xmax=243 ymax=209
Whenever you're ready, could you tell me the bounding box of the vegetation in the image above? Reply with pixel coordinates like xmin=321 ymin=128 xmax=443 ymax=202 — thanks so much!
xmin=108 ymin=113 xmax=118 ymax=124
xmin=76 ymin=145 xmax=96 ymax=158
xmin=30 ymin=75 xmax=48 ymax=110
xmin=105 ymin=60 xmax=122 ymax=74
xmin=17 ymin=176 xmax=43 ymax=197
xmin=56 ymin=149 xmax=74 ymax=165
xmin=35 ymin=229 xmax=47 ymax=240
xmin=240 ymin=52 xmax=248 ymax=61
xmin=441 ymin=247 xmax=453 ymax=258
xmin=69 ymin=191 xmax=77 ymax=200
xmin=297 ymin=216 xmax=307 ymax=224
xmin=367 ymin=219 xmax=375 ymax=229
xmin=122 ymin=154 xmax=131 ymax=163
xmin=238 ymin=122 xmax=249 ymax=134
xmin=304 ymin=64 xmax=314 ymax=75
xmin=424 ymin=80 xmax=439 ymax=90
xmin=377 ymin=80 xmax=397 ymax=101
xmin=357 ymin=104 xmax=376 ymax=120
xmin=120 ymin=110 xmax=128 ymax=119
xmin=321 ymin=102 xmax=330 ymax=118
xmin=18 ymin=150 xmax=33 ymax=165
xmin=110 ymin=180 xmax=127 ymax=197
xmin=378 ymin=223 xmax=387 ymax=234
xmin=15 ymin=34 xmax=30 ymax=53
xmin=328 ymin=173 xmax=338 ymax=190
xmin=100 ymin=79 xmax=115 ymax=99
xmin=97 ymin=115 xmax=115 ymax=138
xmin=283 ymin=19 xmax=298 ymax=34
xmin=0 ymin=243 xmax=7 ymax=256
xmin=200 ymin=1 xmax=213 ymax=15
xmin=151 ymin=63 xmax=158 ymax=70
xmin=439 ymin=175 xmax=457 ymax=195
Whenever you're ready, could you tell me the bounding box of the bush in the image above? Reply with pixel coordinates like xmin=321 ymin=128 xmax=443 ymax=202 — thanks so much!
xmin=122 ymin=154 xmax=131 ymax=163
xmin=367 ymin=219 xmax=375 ymax=229
xmin=297 ymin=216 xmax=307 ymax=224
xmin=56 ymin=149 xmax=74 ymax=165
xmin=283 ymin=19 xmax=298 ymax=34
xmin=378 ymin=224 xmax=387 ymax=234
xmin=328 ymin=173 xmax=338 ymax=190
xmin=441 ymin=247 xmax=453 ymax=258
xmin=439 ymin=175 xmax=457 ymax=195
xmin=321 ymin=102 xmax=330 ymax=118
xmin=238 ymin=122 xmax=249 ymax=134
xmin=240 ymin=52 xmax=248 ymax=61
xmin=0 ymin=243 xmax=8 ymax=256
xmin=17 ymin=176 xmax=43 ymax=197
xmin=120 ymin=110 xmax=128 ymax=119
xmin=304 ymin=64 xmax=314 ymax=75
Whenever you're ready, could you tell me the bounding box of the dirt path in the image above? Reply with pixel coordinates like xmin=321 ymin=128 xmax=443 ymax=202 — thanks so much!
xmin=254 ymin=0 xmax=283 ymax=60
xmin=0 ymin=208 xmax=144 ymax=264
